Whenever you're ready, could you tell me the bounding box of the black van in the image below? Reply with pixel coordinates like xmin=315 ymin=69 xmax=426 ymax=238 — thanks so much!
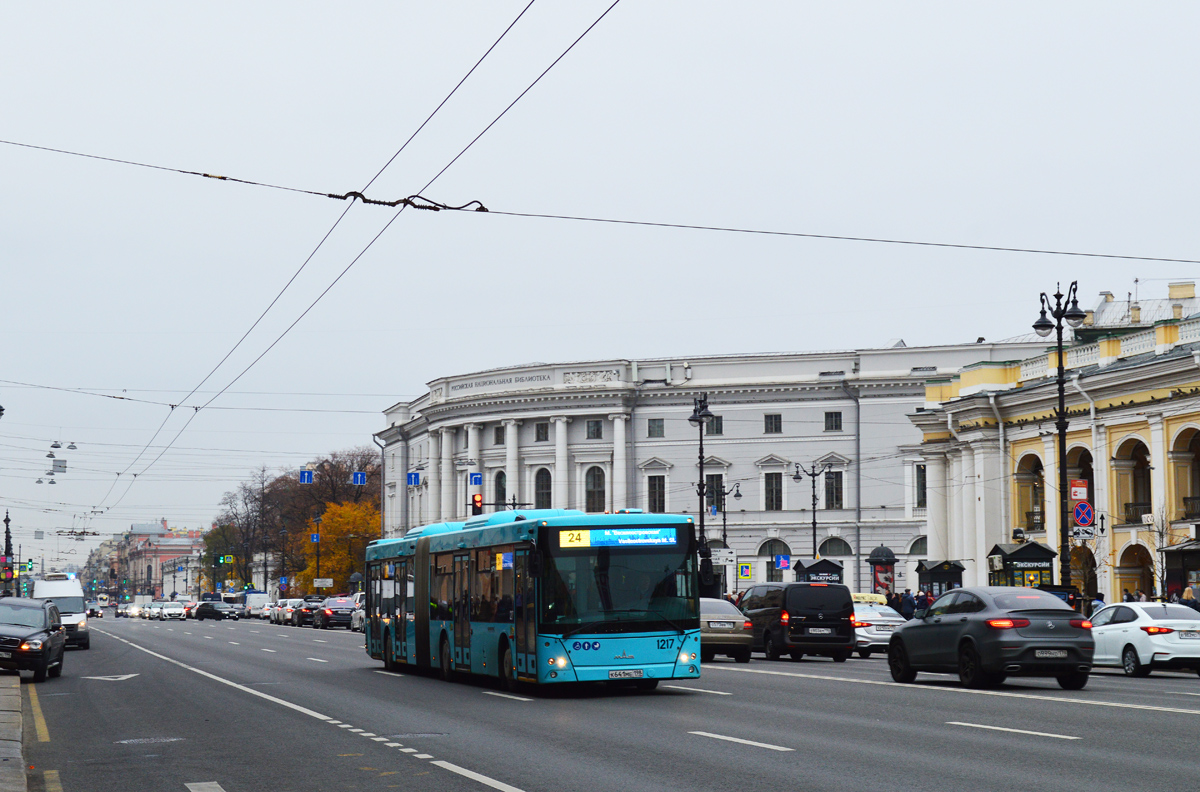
xmin=741 ymin=582 xmax=854 ymax=662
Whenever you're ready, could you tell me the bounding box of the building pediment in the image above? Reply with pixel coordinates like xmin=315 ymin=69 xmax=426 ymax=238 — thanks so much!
xmin=754 ymin=454 xmax=790 ymax=468
xmin=814 ymin=452 xmax=851 ymax=467
xmin=638 ymin=457 xmax=673 ymax=471
xmin=697 ymin=455 xmax=732 ymax=469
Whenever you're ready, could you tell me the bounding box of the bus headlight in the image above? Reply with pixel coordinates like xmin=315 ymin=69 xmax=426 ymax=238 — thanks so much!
xmin=679 ymin=652 xmax=689 ymax=663
xmin=556 ymin=657 xmax=567 ymax=668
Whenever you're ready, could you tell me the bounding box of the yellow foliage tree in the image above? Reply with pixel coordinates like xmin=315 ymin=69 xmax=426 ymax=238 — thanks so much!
xmin=294 ymin=501 xmax=379 ymax=596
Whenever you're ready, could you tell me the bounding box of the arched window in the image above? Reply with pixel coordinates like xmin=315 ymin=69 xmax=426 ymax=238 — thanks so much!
xmin=585 ymin=466 xmax=606 ymax=513
xmin=758 ymin=539 xmax=791 ymax=583
xmin=909 ymin=535 xmax=928 ymax=556
xmin=494 ymin=471 xmax=507 ymax=508
xmin=819 ymin=537 xmax=853 ymax=557
xmin=535 ymin=469 xmax=552 ymax=510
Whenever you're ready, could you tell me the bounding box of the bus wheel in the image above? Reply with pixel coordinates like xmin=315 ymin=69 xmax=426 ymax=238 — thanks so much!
xmin=383 ymin=637 xmax=397 ymax=671
xmin=499 ymin=643 xmax=516 ymax=692
xmin=439 ymin=637 xmax=454 ymax=682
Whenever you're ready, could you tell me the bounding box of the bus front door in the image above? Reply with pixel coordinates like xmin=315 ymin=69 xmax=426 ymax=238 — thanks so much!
xmin=514 ymin=550 xmax=537 ymax=676
xmin=366 ymin=562 xmax=382 ymax=658
xmin=395 ymin=559 xmax=408 ymax=662
xmin=454 ymin=553 xmax=470 ymax=669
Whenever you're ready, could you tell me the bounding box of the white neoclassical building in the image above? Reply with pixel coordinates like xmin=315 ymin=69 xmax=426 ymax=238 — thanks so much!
xmin=376 ymin=342 xmax=1040 ymax=592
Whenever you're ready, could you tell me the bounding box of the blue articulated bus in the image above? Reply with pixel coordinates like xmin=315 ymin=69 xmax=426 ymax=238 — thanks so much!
xmin=363 ymin=509 xmax=701 ymax=690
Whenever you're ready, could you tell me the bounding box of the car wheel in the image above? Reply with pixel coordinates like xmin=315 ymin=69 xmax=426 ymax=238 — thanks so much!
xmin=48 ymin=649 xmax=63 ymax=678
xmin=701 ymin=648 xmax=715 ymax=663
xmin=1057 ymin=671 xmax=1089 ymax=690
xmin=499 ymin=643 xmax=516 ymax=692
xmin=888 ymin=641 xmax=917 ymax=683
xmin=832 ymin=650 xmax=850 ymax=663
xmin=958 ymin=643 xmax=998 ymax=688
xmin=735 ymin=647 xmax=751 ymax=664
xmin=439 ymin=636 xmax=454 ymax=682
xmin=858 ymin=650 xmax=872 ymax=659
xmin=1122 ymin=645 xmax=1151 ymax=677
xmin=32 ymin=661 xmax=47 ymax=683
xmin=790 ymin=651 xmax=804 ymax=662
xmin=763 ymin=633 xmax=781 ymax=661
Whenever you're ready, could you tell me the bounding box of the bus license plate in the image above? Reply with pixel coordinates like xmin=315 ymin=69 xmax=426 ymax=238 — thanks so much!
xmin=808 ymin=628 xmax=833 ymax=635
xmin=1035 ymin=650 xmax=1067 ymax=659
xmin=609 ymin=669 xmax=644 ymax=679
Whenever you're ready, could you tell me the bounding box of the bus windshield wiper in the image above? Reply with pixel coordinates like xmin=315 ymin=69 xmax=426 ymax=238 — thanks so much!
xmin=562 ymin=620 xmax=614 ymax=639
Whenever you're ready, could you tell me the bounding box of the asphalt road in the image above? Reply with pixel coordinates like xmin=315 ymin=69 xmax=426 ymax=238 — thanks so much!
xmin=19 ymin=615 xmax=1200 ymax=792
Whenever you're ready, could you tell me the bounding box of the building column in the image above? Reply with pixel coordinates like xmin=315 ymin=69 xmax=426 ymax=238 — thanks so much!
xmin=1148 ymin=414 xmax=1167 ymax=521
xmin=1041 ymin=434 xmax=1059 ymax=545
xmin=973 ymin=439 xmax=1003 ymax=586
xmin=948 ymin=451 xmax=962 ymax=562
xmin=553 ymin=417 xmax=571 ymax=509
xmin=503 ymin=420 xmax=521 ymax=509
xmin=610 ymin=414 xmax=627 ymax=512
xmin=465 ymin=423 xmax=482 ymax=508
xmin=427 ymin=430 xmax=441 ymax=522
xmin=925 ymin=452 xmax=949 ymax=562
xmin=440 ymin=427 xmax=456 ymax=521
xmin=960 ymin=446 xmax=977 ymax=584
xmin=1094 ymin=424 xmax=1113 ymax=599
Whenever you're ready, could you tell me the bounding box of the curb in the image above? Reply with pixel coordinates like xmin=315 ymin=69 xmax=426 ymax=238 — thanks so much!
xmin=0 ymin=677 xmax=23 ymax=792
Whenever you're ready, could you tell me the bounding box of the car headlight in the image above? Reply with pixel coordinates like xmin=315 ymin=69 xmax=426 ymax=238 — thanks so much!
xmin=20 ymin=639 xmax=42 ymax=651
xmin=77 ymin=618 xmax=88 ymax=629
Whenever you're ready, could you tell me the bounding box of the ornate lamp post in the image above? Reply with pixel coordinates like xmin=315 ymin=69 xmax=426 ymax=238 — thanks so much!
xmin=793 ymin=462 xmax=833 ymax=559
xmin=1032 ymin=281 xmax=1088 ymax=588
xmin=689 ymin=394 xmax=716 ymax=592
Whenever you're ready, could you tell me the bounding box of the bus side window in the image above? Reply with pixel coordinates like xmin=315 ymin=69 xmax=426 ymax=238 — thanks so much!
xmin=495 ymin=545 xmax=514 ymax=623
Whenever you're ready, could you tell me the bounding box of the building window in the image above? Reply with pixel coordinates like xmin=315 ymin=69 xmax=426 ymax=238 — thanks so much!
xmin=647 ymin=418 xmax=664 ymax=438
xmin=819 ymin=537 xmax=853 ymax=557
xmin=535 ymin=423 xmax=549 ymax=442
xmin=824 ymin=470 xmax=843 ymax=510
xmin=494 ymin=426 xmax=505 ymax=446
xmin=824 ymin=411 xmax=842 ymax=432
xmin=706 ymin=473 xmax=724 ymax=512
xmin=586 ymin=420 xmax=603 ymax=440
xmin=706 ymin=416 xmax=723 ymax=436
xmin=648 ymin=475 xmax=666 ymax=513
xmin=535 ymin=469 xmax=552 ymax=509
xmin=765 ymin=472 xmax=783 ymax=511
xmin=909 ymin=536 xmax=928 ymax=556
xmin=494 ymin=471 xmax=506 ymax=508
xmin=585 ymin=466 xmax=606 ymax=513
xmin=915 ymin=464 xmax=927 ymax=509
xmin=764 ymin=414 xmax=782 ymax=434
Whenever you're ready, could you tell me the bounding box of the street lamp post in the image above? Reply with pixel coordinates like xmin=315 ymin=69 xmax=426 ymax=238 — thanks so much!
xmin=689 ymin=394 xmax=716 ymax=593
xmin=314 ymin=516 xmax=322 ymax=579
xmin=1033 ymin=281 xmax=1088 ymax=588
xmin=716 ymin=482 xmax=742 ymax=595
xmin=794 ymin=462 xmax=833 ymax=560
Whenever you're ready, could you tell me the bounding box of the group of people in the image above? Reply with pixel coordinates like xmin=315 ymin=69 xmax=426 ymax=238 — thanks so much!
xmin=886 ymin=589 xmax=934 ymax=619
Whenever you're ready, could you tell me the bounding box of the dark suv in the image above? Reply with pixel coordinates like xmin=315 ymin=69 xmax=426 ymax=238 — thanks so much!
xmin=195 ymin=602 xmax=240 ymax=621
xmin=741 ymin=582 xmax=855 ymax=662
xmin=0 ymin=598 xmax=67 ymax=682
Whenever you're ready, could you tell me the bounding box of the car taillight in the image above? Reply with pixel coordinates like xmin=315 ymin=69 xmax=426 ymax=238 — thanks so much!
xmin=852 ymin=619 xmax=872 ymax=628
xmin=1070 ymin=619 xmax=1092 ymax=629
xmin=780 ymin=611 xmax=790 ymax=625
xmin=743 ymin=620 xmax=752 ymax=631
xmin=324 ymin=609 xmax=333 ymax=616
xmin=1141 ymin=625 xmax=1175 ymax=635
xmin=986 ymin=618 xmax=1030 ymax=629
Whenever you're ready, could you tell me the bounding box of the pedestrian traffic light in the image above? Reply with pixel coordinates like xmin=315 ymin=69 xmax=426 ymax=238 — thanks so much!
xmin=471 ymin=493 xmax=484 ymax=515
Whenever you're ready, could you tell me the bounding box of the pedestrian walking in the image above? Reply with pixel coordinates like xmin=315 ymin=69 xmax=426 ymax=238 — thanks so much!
xmin=1136 ymin=589 xmax=1148 ymax=602
xmin=900 ymin=589 xmax=916 ymax=619
xmin=1182 ymin=587 xmax=1199 ymax=611
xmin=1122 ymin=589 xmax=1133 ymax=602
xmin=1089 ymin=592 xmax=1105 ymax=615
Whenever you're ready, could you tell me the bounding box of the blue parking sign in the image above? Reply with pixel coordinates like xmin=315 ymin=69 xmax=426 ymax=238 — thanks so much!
xmin=311 ymin=534 xmax=320 ymax=543
xmin=775 ymin=554 xmax=791 ymax=571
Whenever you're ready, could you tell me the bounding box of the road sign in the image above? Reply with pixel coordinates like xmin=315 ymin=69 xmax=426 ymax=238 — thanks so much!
xmin=299 ymin=469 xmax=314 ymax=484
xmin=279 ymin=583 xmax=288 ymax=591
xmin=279 ymin=576 xmax=287 ymax=584
xmin=775 ymin=554 xmax=791 ymax=571
xmin=710 ymin=548 xmax=736 ymax=565
xmin=469 ymin=472 xmax=483 ymax=487
xmin=352 ymin=471 xmax=366 ymax=486
xmin=1069 ymin=479 xmax=1089 ymax=500
xmin=737 ymin=563 xmax=753 ymax=580
xmin=1074 ymin=501 xmax=1094 ymax=527
xmin=216 ymin=582 xmax=222 ymax=590
xmin=313 ymin=578 xmax=333 ymax=588
xmin=710 ymin=504 xmax=718 ymax=516
xmin=311 ymin=534 xmax=320 ymax=543
xmin=407 ymin=472 xmax=420 ymax=486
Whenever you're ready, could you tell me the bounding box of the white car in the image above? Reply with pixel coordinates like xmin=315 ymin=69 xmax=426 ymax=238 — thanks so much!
xmin=160 ymin=602 xmax=186 ymax=621
xmin=852 ymin=602 xmax=907 ymax=658
xmin=1090 ymin=602 xmax=1200 ymax=677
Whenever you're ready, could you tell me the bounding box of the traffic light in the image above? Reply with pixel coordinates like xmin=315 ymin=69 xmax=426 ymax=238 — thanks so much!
xmin=471 ymin=493 xmax=484 ymax=515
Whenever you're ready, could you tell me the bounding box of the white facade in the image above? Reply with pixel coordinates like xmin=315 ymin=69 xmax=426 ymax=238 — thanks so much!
xmin=376 ymin=342 xmax=1041 ymax=592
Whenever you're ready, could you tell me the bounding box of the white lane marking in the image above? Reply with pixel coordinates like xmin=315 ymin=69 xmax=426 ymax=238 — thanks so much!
xmin=373 ymin=671 xmax=404 ymax=677
xmin=482 ymin=691 xmax=533 ymax=702
xmin=154 ymin=626 xmax=160 ymax=629
xmin=327 ymin=721 xmax=342 ymax=725
xmin=706 ymin=665 xmax=1200 ymax=717
xmin=203 ymin=636 xmax=213 ymax=640
xmin=359 ymin=732 xmax=375 ymax=736
xmin=184 ymin=632 xmax=192 ymax=635
xmin=313 ymin=640 xmax=327 ymax=643
xmin=348 ymin=729 xmax=365 ymax=733
xmin=91 ymin=628 xmax=331 ymax=721
xmin=82 ymin=674 xmax=139 ymax=682
xmin=688 ymin=731 xmax=794 ymax=752
xmin=384 ymin=743 xmax=401 ymax=747
xmin=371 ymin=737 xmax=389 ymax=742
xmin=261 ymin=649 xmax=276 ymax=653
xmin=185 ymin=784 xmax=227 ymax=792
xmin=250 ymin=631 xmax=260 ymax=634
xmin=414 ymin=754 xmax=434 ymax=760
xmin=947 ymin=721 xmax=1080 ymax=740
xmin=1179 ymin=692 xmax=1200 ymax=697
xmin=307 ymin=658 xmax=328 ymax=663
xmin=228 ymin=642 xmax=240 ymax=645
xmin=168 ymin=629 xmax=174 ymax=632
xmin=337 ymin=724 xmax=353 ymax=729
xmin=401 ymin=748 xmax=417 ymax=753
xmin=663 ymin=685 xmax=731 ymax=695
xmin=431 ymin=760 xmax=525 ymax=792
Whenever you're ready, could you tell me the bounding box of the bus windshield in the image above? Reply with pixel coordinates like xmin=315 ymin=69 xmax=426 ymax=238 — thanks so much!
xmin=540 ymin=543 xmax=698 ymax=635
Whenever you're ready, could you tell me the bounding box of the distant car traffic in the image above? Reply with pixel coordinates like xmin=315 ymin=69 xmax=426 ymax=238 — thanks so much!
xmin=852 ymin=602 xmax=907 ymax=658
xmin=312 ymin=597 xmax=355 ymax=629
xmin=0 ymin=597 xmax=66 ymax=682
xmin=888 ymin=586 xmax=1094 ymax=690
xmin=115 ymin=604 xmax=131 ymax=618
xmin=159 ymin=602 xmax=186 ymax=621
xmin=699 ymin=597 xmax=752 ymax=662
xmin=1089 ymin=602 xmax=1200 ymax=677
xmin=195 ymin=602 xmax=240 ymax=621
xmin=349 ymin=593 xmax=366 ymax=632
xmin=274 ymin=599 xmax=303 ymax=625
xmin=291 ymin=600 xmax=319 ymax=627
xmin=86 ymin=601 xmax=104 ymax=618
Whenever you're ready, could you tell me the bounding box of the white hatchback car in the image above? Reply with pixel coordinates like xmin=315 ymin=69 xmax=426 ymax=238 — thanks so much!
xmin=160 ymin=602 xmax=186 ymax=621
xmin=1090 ymin=602 xmax=1200 ymax=677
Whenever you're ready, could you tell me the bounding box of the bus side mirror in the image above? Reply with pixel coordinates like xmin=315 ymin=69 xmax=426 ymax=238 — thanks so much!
xmin=700 ymin=557 xmax=714 ymax=586
xmin=529 ymin=552 xmax=543 ymax=578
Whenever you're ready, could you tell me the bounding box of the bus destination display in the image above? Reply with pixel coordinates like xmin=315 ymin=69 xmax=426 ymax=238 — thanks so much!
xmin=559 ymin=527 xmax=678 ymax=548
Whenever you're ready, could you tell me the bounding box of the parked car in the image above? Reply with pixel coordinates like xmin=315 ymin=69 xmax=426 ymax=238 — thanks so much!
xmin=852 ymin=602 xmax=907 ymax=658
xmin=0 ymin=597 xmax=66 ymax=682
xmin=312 ymin=597 xmax=356 ymax=630
xmin=742 ymin=582 xmax=855 ymax=662
xmin=195 ymin=602 xmax=241 ymax=621
xmin=887 ymin=586 xmax=1094 ymax=690
xmin=350 ymin=593 xmax=366 ymax=632
xmin=160 ymin=602 xmax=186 ymax=621
xmin=291 ymin=600 xmax=320 ymax=627
xmin=699 ymin=597 xmax=752 ymax=662
xmin=1089 ymin=602 xmax=1200 ymax=677
xmin=258 ymin=601 xmax=276 ymax=620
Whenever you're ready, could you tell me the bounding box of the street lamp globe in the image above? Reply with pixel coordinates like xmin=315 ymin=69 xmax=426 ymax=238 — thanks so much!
xmin=1064 ymin=297 xmax=1087 ymax=328
xmin=733 ymin=484 xmax=742 ymax=501
xmin=688 ymin=399 xmax=714 ymax=427
xmin=1032 ymin=309 xmax=1055 ymax=337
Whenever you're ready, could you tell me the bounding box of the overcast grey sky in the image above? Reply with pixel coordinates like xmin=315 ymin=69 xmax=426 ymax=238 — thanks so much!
xmin=2 ymin=3 xmax=1197 ymax=564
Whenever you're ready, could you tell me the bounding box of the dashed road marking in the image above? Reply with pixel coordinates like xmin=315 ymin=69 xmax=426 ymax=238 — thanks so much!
xmin=228 ymin=642 xmax=240 ymax=645
xmin=314 ymin=639 xmax=327 ymax=643
xmin=663 ymin=685 xmax=731 ymax=695
xmin=185 ymin=783 xmax=228 ymax=792
xmin=689 ymin=731 xmax=793 ymax=752
xmin=27 ymin=683 xmax=49 ymax=742
xmin=483 ymin=691 xmax=533 ymax=702
xmin=947 ymin=721 xmax=1080 ymax=740
xmin=307 ymin=658 xmax=328 ymax=663
xmin=203 ymin=636 xmax=212 ymax=640
xmin=385 ymin=742 xmax=401 ymax=747
xmin=401 ymin=748 xmax=417 ymax=753
xmin=261 ymin=649 xmax=276 ymax=653
xmin=338 ymin=724 xmax=354 ymax=729
xmin=43 ymin=769 xmax=63 ymax=792
xmin=414 ymin=753 xmax=434 ymax=759
xmin=430 ymin=760 xmax=525 ymax=792
xmin=371 ymin=737 xmax=389 ymax=742
xmin=373 ymin=671 xmax=404 ymax=677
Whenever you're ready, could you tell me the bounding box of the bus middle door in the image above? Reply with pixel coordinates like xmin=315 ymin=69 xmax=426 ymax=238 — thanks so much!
xmin=454 ymin=553 xmax=470 ymax=669
xmin=514 ymin=549 xmax=537 ymax=677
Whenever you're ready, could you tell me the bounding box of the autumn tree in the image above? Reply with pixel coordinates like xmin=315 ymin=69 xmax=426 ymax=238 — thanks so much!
xmin=294 ymin=501 xmax=379 ymax=594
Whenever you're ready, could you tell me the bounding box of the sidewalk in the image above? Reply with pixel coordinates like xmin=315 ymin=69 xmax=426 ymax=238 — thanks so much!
xmin=0 ymin=677 xmax=24 ymax=792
